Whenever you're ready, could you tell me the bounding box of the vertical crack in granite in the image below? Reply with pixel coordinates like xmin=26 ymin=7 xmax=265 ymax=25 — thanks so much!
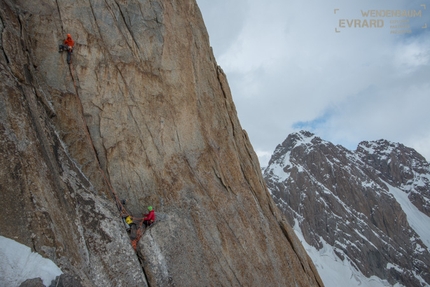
xmin=0 ymin=1 xmax=323 ymax=286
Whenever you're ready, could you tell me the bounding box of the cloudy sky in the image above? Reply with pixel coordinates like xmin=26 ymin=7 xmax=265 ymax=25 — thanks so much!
xmin=196 ymin=0 xmax=430 ymax=167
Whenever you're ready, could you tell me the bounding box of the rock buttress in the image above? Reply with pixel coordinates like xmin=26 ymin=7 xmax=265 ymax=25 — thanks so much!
xmin=0 ymin=0 xmax=323 ymax=286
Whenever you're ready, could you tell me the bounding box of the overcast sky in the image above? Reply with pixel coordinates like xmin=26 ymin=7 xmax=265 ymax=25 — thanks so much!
xmin=196 ymin=0 xmax=430 ymax=167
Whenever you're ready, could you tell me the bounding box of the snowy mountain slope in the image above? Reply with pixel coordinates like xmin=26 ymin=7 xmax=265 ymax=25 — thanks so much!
xmin=357 ymin=140 xmax=430 ymax=217
xmin=263 ymin=131 xmax=430 ymax=287
xmin=292 ymin=219 xmax=403 ymax=287
xmin=0 ymin=236 xmax=62 ymax=286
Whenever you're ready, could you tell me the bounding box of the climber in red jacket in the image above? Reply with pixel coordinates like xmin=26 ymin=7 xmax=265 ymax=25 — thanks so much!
xmin=59 ymin=34 xmax=75 ymax=64
xmin=143 ymin=206 xmax=155 ymax=227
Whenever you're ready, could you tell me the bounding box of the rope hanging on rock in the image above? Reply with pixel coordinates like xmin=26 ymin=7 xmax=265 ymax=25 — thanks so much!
xmin=68 ymin=63 xmax=145 ymax=250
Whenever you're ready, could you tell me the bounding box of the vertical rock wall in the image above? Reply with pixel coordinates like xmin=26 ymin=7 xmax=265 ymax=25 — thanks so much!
xmin=0 ymin=0 xmax=323 ymax=286
xmin=1 ymin=2 xmax=147 ymax=286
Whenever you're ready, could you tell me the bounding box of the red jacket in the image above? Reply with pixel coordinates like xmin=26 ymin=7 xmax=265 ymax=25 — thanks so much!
xmin=64 ymin=34 xmax=74 ymax=47
xmin=144 ymin=210 xmax=155 ymax=222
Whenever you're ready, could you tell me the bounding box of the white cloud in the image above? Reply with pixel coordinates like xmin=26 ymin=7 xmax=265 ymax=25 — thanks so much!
xmin=255 ymin=149 xmax=273 ymax=168
xmin=197 ymin=0 xmax=430 ymax=166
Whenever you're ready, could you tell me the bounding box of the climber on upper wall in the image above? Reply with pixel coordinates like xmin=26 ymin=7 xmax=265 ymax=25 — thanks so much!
xmin=59 ymin=34 xmax=75 ymax=64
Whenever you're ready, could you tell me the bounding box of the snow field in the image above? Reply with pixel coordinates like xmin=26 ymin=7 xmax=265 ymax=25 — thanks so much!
xmin=0 ymin=236 xmax=62 ymax=286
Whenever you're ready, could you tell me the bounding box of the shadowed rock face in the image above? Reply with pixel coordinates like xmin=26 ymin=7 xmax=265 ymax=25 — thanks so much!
xmin=0 ymin=1 xmax=323 ymax=286
xmin=264 ymin=131 xmax=430 ymax=287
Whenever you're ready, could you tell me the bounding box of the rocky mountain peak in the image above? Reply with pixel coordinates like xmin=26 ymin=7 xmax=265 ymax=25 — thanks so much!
xmin=280 ymin=130 xmax=317 ymax=150
xmin=264 ymin=131 xmax=430 ymax=286
xmin=268 ymin=130 xmax=318 ymax=166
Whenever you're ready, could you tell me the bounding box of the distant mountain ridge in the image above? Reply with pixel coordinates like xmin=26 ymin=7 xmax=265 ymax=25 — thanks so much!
xmin=357 ymin=139 xmax=430 ymax=217
xmin=263 ymin=130 xmax=430 ymax=287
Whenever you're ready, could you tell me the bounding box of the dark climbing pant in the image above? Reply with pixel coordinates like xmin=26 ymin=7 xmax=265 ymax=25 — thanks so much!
xmin=129 ymin=223 xmax=137 ymax=240
xmin=59 ymin=44 xmax=73 ymax=64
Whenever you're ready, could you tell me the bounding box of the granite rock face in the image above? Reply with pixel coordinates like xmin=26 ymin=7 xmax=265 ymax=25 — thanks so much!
xmin=264 ymin=131 xmax=430 ymax=287
xmin=0 ymin=1 xmax=323 ymax=286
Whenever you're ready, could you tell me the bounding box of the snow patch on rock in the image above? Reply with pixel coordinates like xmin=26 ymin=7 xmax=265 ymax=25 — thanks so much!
xmin=0 ymin=235 xmax=62 ymax=286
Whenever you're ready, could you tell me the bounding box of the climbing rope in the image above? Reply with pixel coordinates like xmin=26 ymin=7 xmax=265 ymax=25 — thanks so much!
xmin=67 ymin=61 xmax=146 ymax=250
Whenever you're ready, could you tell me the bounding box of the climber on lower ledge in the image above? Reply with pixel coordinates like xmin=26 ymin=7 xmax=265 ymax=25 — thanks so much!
xmin=123 ymin=215 xmax=136 ymax=232
xmin=124 ymin=215 xmax=139 ymax=240
xmin=143 ymin=206 xmax=155 ymax=228
xmin=59 ymin=33 xmax=75 ymax=64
